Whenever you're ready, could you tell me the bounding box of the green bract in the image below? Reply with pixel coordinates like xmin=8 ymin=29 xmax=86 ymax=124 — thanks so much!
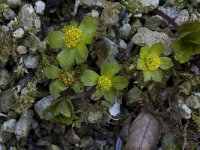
xmin=80 ymin=59 xmax=128 ymax=102
xmin=137 ymin=43 xmax=173 ymax=82
xmin=43 ymin=97 xmax=74 ymax=125
xmin=174 ymin=21 xmax=200 ymax=63
xmin=47 ymin=16 xmax=99 ymax=66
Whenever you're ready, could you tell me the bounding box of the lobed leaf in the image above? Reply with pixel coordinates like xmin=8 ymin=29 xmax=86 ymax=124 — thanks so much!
xmin=137 ymin=58 xmax=147 ymax=71
xmin=150 ymin=43 xmax=163 ymax=56
xmin=160 ymin=57 xmax=173 ymax=70
xmin=101 ymin=59 xmax=120 ymax=78
xmin=47 ymin=31 xmax=64 ymax=49
xmin=50 ymin=79 xmax=66 ymax=97
xmin=80 ymin=70 xmax=99 ymax=86
xmin=103 ymin=88 xmax=117 ymax=102
xmin=43 ymin=65 xmax=61 ymax=79
xmin=111 ymin=75 xmax=128 ymax=90
xmin=151 ymin=69 xmax=163 ymax=82
xmin=74 ymin=42 xmax=88 ymax=64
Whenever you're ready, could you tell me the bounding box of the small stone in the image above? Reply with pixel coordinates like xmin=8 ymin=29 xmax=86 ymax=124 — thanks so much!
xmin=119 ymin=24 xmax=131 ymax=40
xmin=104 ymin=37 xmax=119 ymax=57
xmin=34 ymin=1 xmax=45 ymax=15
xmin=18 ymin=4 xmax=41 ymax=30
xmin=125 ymin=87 xmax=143 ymax=106
xmin=0 ymin=69 xmax=9 ymax=89
xmin=90 ymin=9 xmax=99 ymax=18
xmin=16 ymin=45 xmax=27 ymax=55
xmin=3 ymin=8 xmax=16 ymax=20
xmin=80 ymin=136 xmax=94 ymax=148
xmin=87 ymin=111 xmax=102 ymax=123
xmin=15 ymin=110 xmax=34 ymax=140
xmin=12 ymin=28 xmax=24 ymax=38
xmin=47 ymin=145 xmax=60 ymax=150
xmin=0 ymin=89 xmax=14 ymax=112
xmin=175 ymin=9 xmax=189 ymax=25
xmin=6 ymin=0 xmax=21 ymax=8
xmin=158 ymin=6 xmax=179 ymax=19
xmin=1 ymin=119 xmax=16 ymax=133
xmin=80 ymin=0 xmax=107 ymax=7
xmin=0 ymin=144 xmax=6 ymax=150
xmin=178 ymin=100 xmax=191 ymax=119
xmin=118 ymin=39 xmax=127 ymax=50
xmin=185 ymin=94 xmax=200 ymax=109
xmin=161 ymin=133 xmax=176 ymax=149
xmin=0 ymin=130 xmax=12 ymax=143
xmin=132 ymin=27 xmax=173 ymax=56
xmin=24 ymin=55 xmax=39 ymax=69
xmin=34 ymin=96 xmax=56 ymax=119
xmin=109 ymin=102 xmax=120 ymax=116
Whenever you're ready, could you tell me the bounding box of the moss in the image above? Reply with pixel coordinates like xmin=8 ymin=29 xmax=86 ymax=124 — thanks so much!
xmin=0 ymin=32 xmax=18 ymax=67
xmin=14 ymin=82 xmax=37 ymax=114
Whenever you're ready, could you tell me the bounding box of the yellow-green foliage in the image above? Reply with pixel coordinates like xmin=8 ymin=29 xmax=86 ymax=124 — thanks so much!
xmin=192 ymin=113 xmax=200 ymax=132
xmin=14 ymin=82 xmax=37 ymax=114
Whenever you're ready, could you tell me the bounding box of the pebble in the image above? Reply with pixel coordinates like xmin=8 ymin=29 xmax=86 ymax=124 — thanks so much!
xmin=175 ymin=9 xmax=190 ymax=25
xmin=16 ymin=45 xmax=27 ymax=55
xmin=1 ymin=119 xmax=16 ymax=133
xmin=109 ymin=102 xmax=120 ymax=117
xmin=104 ymin=37 xmax=119 ymax=58
xmin=118 ymin=39 xmax=127 ymax=50
xmin=0 ymin=69 xmax=9 ymax=89
xmin=15 ymin=110 xmax=34 ymax=140
xmin=6 ymin=0 xmax=21 ymax=8
xmin=34 ymin=1 xmax=46 ymax=15
xmin=0 ymin=89 xmax=14 ymax=113
xmin=119 ymin=23 xmax=131 ymax=40
xmin=12 ymin=28 xmax=24 ymax=38
xmin=24 ymin=55 xmax=39 ymax=69
xmin=34 ymin=96 xmax=56 ymax=119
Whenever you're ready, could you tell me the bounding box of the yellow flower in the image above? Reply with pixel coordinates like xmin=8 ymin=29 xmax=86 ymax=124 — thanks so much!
xmin=64 ymin=27 xmax=82 ymax=48
xmin=59 ymin=70 xmax=76 ymax=86
xmin=98 ymin=76 xmax=112 ymax=91
xmin=145 ymin=53 xmax=160 ymax=71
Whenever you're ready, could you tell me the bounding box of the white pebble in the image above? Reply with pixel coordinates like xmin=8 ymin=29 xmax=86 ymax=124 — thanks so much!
xmin=34 ymin=1 xmax=45 ymax=15
xmin=12 ymin=28 xmax=24 ymax=38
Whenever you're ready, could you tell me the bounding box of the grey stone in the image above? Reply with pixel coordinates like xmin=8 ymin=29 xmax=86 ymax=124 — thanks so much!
xmin=15 ymin=110 xmax=34 ymax=140
xmin=0 ymin=144 xmax=6 ymax=150
xmin=140 ymin=0 xmax=159 ymax=8
xmin=0 ymin=130 xmax=12 ymax=143
xmin=175 ymin=9 xmax=189 ymax=25
xmin=18 ymin=4 xmax=41 ymax=30
xmin=12 ymin=28 xmax=24 ymax=38
xmin=16 ymin=45 xmax=27 ymax=55
xmin=0 ymin=69 xmax=9 ymax=89
xmin=104 ymin=37 xmax=119 ymax=57
xmin=24 ymin=55 xmax=39 ymax=69
xmin=23 ymin=34 xmax=41 ymax=54
xmin=80 ymin=0 xmax=107 ymax=7
xmin=118 ymin=39 xmax=127 ymax=50
xmin=132 ymin=27 xmax=173 ymax=56
xmin=161 ymin=133 xmax=176 ymax=149
xmin=125 ymin=87 xmax=143 ymax=105
xmin=178 ymin=100 xmax=191 ymax=119
xmin=34 ymin=96 xmax=56 ymax=119
xmin=119 ymin=24 xmax=131 ymax=40
xmin=2 ymin=8 xmax=15 ymax=20
xmin=34 ymin=1 xmax=45 ymax=15
xmin=6 ymin=0 xmax=21 ymax=8
xmin=1 ymin=119 xmax=16 ymax=133
xmin=0 ymin=89 xmax=14 ymax=112
xmin=47 ymin=145 xmax=60 ymax=150
xmin=87 ymin=110 xmax=102 ymax=123
xmin=158 ymin=6 xmax=179 ymax=19
xmin=185 ymin=94 xmax=200 ymax=109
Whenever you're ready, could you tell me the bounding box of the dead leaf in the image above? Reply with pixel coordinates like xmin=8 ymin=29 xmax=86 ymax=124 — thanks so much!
xmin=125 ymin=112 xmax=160 ymax=150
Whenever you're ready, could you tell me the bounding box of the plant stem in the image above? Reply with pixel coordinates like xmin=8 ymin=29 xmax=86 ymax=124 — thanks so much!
xmin=153 ymin=8 xmax=178 ymax=30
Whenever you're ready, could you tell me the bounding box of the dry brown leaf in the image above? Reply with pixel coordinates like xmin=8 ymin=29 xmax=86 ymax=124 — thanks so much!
xmin=125 ymin=112 xmax=160 ymax=150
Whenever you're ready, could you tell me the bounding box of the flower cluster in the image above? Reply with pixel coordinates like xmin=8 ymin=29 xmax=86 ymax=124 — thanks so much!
xmin=137 ymin=43 xmax=173 ymax=82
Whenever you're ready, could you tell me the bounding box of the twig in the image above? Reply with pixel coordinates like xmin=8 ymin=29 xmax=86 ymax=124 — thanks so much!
xmin=153 ymin=8 xmax=178 ymax=30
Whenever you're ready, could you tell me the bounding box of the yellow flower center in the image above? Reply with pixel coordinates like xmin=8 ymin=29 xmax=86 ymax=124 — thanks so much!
xmin=59 ymin=70 xmax=76 ymax=86
xmin=64 ymin=27 xmax=81 ymax=48
xmin=98 ymin=76 xmax=112 ymax=91
xmin=145 ymin=53 xmax=160 ymax=71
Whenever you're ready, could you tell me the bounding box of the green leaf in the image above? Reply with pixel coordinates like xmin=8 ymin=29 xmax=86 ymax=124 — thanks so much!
xmin=150 ymin=43 xmax=163 ymax=56
xmin=103 ymin=88 xmax=117 ymax=102
xmin=62 ymin=23 xmax=79 ymax=32
xmin=91 ymin=88 xmax=102 ymax=100
xmin=174 ymin=40 xmax=192 ymax=63
xmin=151 ymin=69 xmax=163 ymax=82
xmin=191 ymin=44 xmax=200 ymax=55
xmin=74 ymin=42 xmax=88 ymax=64
xmin=160 ymin=57 xmax=173 ymax=70
xmin=79 ymin=17 xmax=99 ymax=44
xmin=111 ymin=75 xmax=128 ymax=90
xmin=182 ymin=32 xmax=200 ymax=45
xmin=101 ymin=59 xmax=120 ymax=78
xmin=72 ymin=81 xmax=84 ymax=94
xmin=50 ymin=79 xmax=66 ymax=97
xmin=137 ymin=58 xmax=147 ymax=70
xmin=44 ymin=65 xmax=61 ymax=79
xmin=57 ymin=48 xmax=75 ymax=69
xmin=143 ymin=70 xmax=152 ymax=82
xmin=80 ymin=70 xmax=99 ymax=86
xmin=140 ymin=46 xmax=151 ymax=59
xmin=178 ymin=21 xmax=200 ymax=38
xmin=43 ymin=98 xmax=74 ymax=125
xmin=47 ymin=31 xmax=64 ymax=49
